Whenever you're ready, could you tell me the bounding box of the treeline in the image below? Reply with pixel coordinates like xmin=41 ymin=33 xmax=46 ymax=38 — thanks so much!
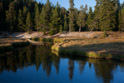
xmin=0 ymin=0 xmax=124 ymax=34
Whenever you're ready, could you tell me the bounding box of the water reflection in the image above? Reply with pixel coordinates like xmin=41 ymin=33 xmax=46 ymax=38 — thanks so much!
xmin=68 ymin=60 xmax=74 ymax=80
xmin=0 ymin=43 xmax=60 ymax=76
xmin=0 ymin=44 xmax=124 ymax=83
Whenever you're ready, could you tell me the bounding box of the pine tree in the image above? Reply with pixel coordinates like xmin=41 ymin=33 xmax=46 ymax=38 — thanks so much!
xmin=100 ymin=0 xmax=116 ymax=31
xmin=87 ymin=7 xmax=93 ymax=30
xmin=74 ymin=8 xmax=79 ymax=31
xmin=0 ymin=2 xmax=5 ymax=31
xmin=34 ymin=3 xmax=40 ymax=31
xmin=26 ymin=12 xmax=32 ymax=32
xmin=114 ymin=0 xmax=120 ymax=30
xmin=119 ymin=7 xmax=124 ymax=31
xmin=92 ymin=0 xmax=102 ymax=31
xmin=69 ymin=0 xmax=74 ymax=9
xmin=23 ymin=6 xmax=28 ymax=29
xmin=64 ymin=14 xmax=69 ymax=31
xmin=0 ymin=0 xmax=122 ymax=32
xmin=39 ymin=0 xmax=52 ymax=32
xmin=39 ymin=6 xmax=45 ymax=32
xmin=18 ymin=9 xmax=24 ymax=31
xmin=60 ymin=7 xmax=67 ymax=30
xmin=69 ymin=0 xmax=75 ymax=32
xmin=49 ymin=2 xmax=61 ymax=35
xmin=77 ymin=5 xmax=86 ymax=32
xmin=6 ymin=1 xmax=16 ymax=32
xmin=44 ymin=0 xmax=52 ymax=31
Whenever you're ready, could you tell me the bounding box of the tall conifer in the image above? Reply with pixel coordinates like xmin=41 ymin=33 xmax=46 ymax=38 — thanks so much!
xmin=34 ymin=3 xmax=40 ymax=31
xmin=6 ymin=1 xmax=16 ymax=32
xmin=26 ymin=12 xmax=32 ymax=32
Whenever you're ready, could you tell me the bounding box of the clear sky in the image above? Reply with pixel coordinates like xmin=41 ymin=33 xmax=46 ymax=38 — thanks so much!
xmin=37 ymin=0 xmax=124 ymax=10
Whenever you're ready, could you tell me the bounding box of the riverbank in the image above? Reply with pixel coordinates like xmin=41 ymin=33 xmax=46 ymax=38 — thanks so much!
xmin=1 ymin=31 xmax=124 ymax=60
xmin=52 ymin=37 xmax=124 ymax=60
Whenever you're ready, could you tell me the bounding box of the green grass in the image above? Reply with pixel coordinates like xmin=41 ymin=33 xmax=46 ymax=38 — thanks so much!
xmin=53 ymin=38 xmax=64 ymax=43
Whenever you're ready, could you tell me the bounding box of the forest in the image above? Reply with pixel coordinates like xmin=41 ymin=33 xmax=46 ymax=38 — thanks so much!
xmin=0 ymin=0 xmax=124 ymax=35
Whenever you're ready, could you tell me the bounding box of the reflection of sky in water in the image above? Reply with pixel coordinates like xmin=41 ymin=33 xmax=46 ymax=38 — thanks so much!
xmin=0 ymin=45 xmax=124 ymax=83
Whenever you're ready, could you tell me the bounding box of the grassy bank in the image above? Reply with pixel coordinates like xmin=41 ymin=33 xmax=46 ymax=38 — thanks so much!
xmin=52 ymin=38 xmax=124 ymax=60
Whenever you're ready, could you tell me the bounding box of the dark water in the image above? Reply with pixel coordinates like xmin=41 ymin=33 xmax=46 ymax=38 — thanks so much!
xmin=0 ymin=43 xmax=124 ymax=83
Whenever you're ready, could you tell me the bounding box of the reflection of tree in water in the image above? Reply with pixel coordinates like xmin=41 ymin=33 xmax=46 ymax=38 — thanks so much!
xmin=1 ymin=45 xmax=124 ymax=83
xmin=93 ymin=60 xmax=118 ymax=83
xmin=89 ymin=63 xmax=92 ymax=69
xmin=78 ymin=60 xmax=87 ymax=73
xmin=41 ymin=55 xmax=52 ymax=76
xmin=0 ymin=57 xmax=4 ymax=72
xmin=68 ymin=60 xmax=74 ymax=80
xmin=0 ymin=43 xmax=60 ymax=77
xmin=52 ymin=55 xmax=60 ymax=74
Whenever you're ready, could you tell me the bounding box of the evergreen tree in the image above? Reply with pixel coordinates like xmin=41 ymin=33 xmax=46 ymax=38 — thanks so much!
xmin=34 ymin=3 xmax=40 ymax=31
xmin=92 ymin=0 xmax=102 ymax=31
xmin=100 ymin=0 xmax=116 ymax=31
xmin=44 ymin=0 xmax=52 ymax=31
xmin=69 ymin=0 xmax=75 ymax=32
xmin=26 ymin=12 xmax=32 ymax=32
xmin=39 ymin=6 xmax=45 ymax=32
xmin=0 ymin=2 xmax=5 ymax=31
xmin=77 ymin=5 xmax=86 ymax=32
xmin=18 ymin=10 xmax=24 ymax=31
xmin=23 ymin=6 xmax=28 ymax=29
xmin=60 ymin=7 xmax=67 ymax=31
xmin=0 ymin=0 xmax=123 ymax=33
xmin=84 ymin=4 xmax=88 ymax=13
xmin=6 ymin=1 xmax=16 ymax=32
xmin=119 ymin=7 xmax=124 ymax=31
xmin=49 ymin=2 xmax=61 ymax=35
xmin=74 ymin=8 xmax=79 ymax=31
xmin=39 ymin=0 xmax=52 ymax=32
xmin=114 ymin=0 xmax=120 ymax=30
xmin=64 ymin=14 xmax=69 ymax=31
xmin=87 ymin=7 xmax=93 ymax=31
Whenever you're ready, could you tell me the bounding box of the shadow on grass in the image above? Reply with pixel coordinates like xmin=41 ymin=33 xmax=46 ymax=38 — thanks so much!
xmin=57 ymin=42 xmax=124 ymax=60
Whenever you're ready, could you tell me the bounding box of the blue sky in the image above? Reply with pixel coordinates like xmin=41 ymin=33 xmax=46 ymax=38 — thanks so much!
xmin=37 ymin=0 xmax=124 ymax=10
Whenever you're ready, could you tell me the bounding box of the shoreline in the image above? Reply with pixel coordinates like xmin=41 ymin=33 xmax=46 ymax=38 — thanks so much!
xmin=51 ymin=38 xmax=124 ymax=60
xmin=1 ymin=31 xmax=124 ymax=60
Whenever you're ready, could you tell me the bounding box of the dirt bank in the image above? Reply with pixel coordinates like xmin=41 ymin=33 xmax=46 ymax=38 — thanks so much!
xmin=0 ymin=32 xmax=44 ymax=39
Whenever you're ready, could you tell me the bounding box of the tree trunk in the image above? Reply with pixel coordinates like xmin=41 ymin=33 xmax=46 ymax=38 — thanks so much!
xmin=79 ymin=26 xmax=81 ymax=32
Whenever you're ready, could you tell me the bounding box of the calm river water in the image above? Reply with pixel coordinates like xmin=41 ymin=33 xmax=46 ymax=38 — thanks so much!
xmin=0 ymin=43 xmax=124 ymax=83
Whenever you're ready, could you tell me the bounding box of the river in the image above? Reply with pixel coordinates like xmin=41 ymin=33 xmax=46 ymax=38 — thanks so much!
xmin=0 ymin=43 xmax=124 ymax=83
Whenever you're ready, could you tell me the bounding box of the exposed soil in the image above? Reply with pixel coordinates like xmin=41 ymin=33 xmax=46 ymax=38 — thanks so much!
xmin=0 ymin=32 xmax=44 ymax=39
